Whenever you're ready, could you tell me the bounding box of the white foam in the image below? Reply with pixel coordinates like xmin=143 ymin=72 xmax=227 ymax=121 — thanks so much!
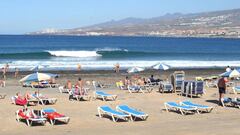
xmin=95 ymin=47 xmax=128 ymax=52
xmin=5 ymin=60 xmax=240 ymax=71
xmin=47 ymin=50 xmax=102 ymax=57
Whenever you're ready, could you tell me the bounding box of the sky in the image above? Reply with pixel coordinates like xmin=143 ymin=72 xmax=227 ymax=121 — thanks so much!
xmin=1 ymin=0 xmax=240 ymax=34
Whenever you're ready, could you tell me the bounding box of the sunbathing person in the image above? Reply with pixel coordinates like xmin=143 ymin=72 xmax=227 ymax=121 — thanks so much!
xmin=148 ymin=75 xmax=161 ymax=84
xmin=15 ymin=92 xmax=28 ymax=107
xmin=65 ymin=80 xmax=72 ymax=90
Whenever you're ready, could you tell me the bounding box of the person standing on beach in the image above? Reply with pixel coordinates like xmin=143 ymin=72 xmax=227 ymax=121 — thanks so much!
xmin=114 ymin=63 xmax=120 ymax=73
xmin=1 ymin=67 xmax=6 ymax=79
xmin=76 ymin=77 xmax=84 ymax=95
xmin=5 ymin=63 xmax=9 ymax=72
xmin=14 ymin=68 xmax=19 ymax=78
xmin=77 ymin=64 xmax=81 ymax=72
xmin=217 ymin=77 xmax=228 ymax=106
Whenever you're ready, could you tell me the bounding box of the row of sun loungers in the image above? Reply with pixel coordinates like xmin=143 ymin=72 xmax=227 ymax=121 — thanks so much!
xmin=127 ymin=85 xmax=154 ymax=93
xmin=16 ymin=108 xmax=70 ymax=126
xmin=98 ymin=105 xmax=148 ymax=122
xmin=164 ymin=101 xmax=213 ymax=115
xmin=11 ymin=94 xmax=57 ymax=106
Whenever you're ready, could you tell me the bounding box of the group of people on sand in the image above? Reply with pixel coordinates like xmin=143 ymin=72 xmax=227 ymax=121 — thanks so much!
xmin=65 ymin=77 xmax=86 ymax=97
xmin=116 ymin=75 xmax=161 ymax=90
xmin=1 ymin=63 xmax=20 ymax=81
xmin=14 ymin=91 xmax=41 ymax=107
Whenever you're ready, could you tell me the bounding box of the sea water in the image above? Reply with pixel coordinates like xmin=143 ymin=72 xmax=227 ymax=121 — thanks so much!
xmin=0 ymin=35 xmax=240 ymax=71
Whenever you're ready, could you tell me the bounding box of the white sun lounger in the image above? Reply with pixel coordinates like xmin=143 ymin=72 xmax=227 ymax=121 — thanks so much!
xmin=58 ymin=86 xmax=70 ymax=93
xmin=116 ymin=105 xmax=148 ymax=121
xmin=16 ymin=109 xmax=46 ymax=126
xmin=97 ymin=106 xmax=131 ymax=122
xmin=164 ymin=102 xmax=198 ymax=115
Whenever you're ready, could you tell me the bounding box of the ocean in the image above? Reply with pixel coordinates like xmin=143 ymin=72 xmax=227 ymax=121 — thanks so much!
xmin=0 ymin=35 xmax=240 ymax=71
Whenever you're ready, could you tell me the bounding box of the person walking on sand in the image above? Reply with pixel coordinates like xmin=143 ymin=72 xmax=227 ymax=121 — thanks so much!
xmin=217 ymin=77 xmax=228 ymax=106
xmin=77 ymin=64 xmax=81 ymax=72
xmin=114 ymin=63 xmax=120 ymax=73
xmin=14 ymin=68 xmax=19 ymax=78
xmin=2 ymin=67 xmax=6 ymax=79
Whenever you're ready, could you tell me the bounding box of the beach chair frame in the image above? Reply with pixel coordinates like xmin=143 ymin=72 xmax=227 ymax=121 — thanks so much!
xmin=41 ymin=108 xmax=70 ymax=125
xmin=16 ymin=109 xmax=46 ymax=126
xmin=116 ymin=105 xmax=148 ymax=121
xmin=180 ymin=101 xmax=213 ymax=113
xmin=94 ymin=91 xmax=117 ymax=101
xmin=97 ymin=106 xmax=131 ymax=122
xmin=164 ymin=102 xmax=198 ymax=115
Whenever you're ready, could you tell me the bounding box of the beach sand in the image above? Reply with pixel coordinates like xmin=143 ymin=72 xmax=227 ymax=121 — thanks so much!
xmin=0 ymin=69 xmax=240 ymax=135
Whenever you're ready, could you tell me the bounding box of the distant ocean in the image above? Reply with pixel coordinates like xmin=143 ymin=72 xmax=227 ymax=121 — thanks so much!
xmin=0 ymin=35 xmax=240 ymax=71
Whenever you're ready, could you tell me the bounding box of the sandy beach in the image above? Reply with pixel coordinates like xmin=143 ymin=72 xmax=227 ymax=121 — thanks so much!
xmin=0 ymin=69 xmax=240 ymax=135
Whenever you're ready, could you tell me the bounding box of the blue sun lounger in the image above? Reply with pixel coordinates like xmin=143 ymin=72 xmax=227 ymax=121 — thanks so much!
xmin=164 ymin=102 xmax=198 ymax=115
xmin=94 ymin=91 xmax=117 ymax=101
xmin=232 ymin=86 xmax=240 ymax=94
xmin=180 ymin=101 xmax=213 ymax=113
xmin=116 ymin=105 xmax=148 ymax=121
xmin=97 ymin=106 xmax=131 ymax=122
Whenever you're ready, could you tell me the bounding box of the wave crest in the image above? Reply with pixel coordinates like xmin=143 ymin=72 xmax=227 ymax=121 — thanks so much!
xmin=47 ymin=51 xmax=102 ymax=57
xmin=95 ymin=47 xmax=128 ymax=52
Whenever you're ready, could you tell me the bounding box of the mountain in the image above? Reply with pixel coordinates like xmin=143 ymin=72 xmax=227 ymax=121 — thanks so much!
xmin=28 ymin=8 xmax=240 ymax=37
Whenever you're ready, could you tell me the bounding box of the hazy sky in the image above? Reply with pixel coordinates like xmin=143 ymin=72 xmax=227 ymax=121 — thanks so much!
xmin=1 ymin=0 xmax=240 ymax=34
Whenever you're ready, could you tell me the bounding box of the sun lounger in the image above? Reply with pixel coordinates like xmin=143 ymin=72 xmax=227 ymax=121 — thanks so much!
xmin=32 ymin=94 xmax=57 ymax=105
xmin=221 ymin=97 xmax=240 ymax=108
xmin=180 ymin=101 xmax=213 ymax=113
xmin=97 ymin=106 xmax=131 ymax=122
xmin=16 ymin=108 xmax=46 ymax=126
xmin=41 ymin=108 xmax=70 ymax=125
xmin=164 ymin=102 xmax=198 ymax=115
xmin=69 ymin=89 xmax=91 ymax=101
xmin=232 ymin=86 xmax=240 ymax=94
xmin=116 ymin=105 xmax=148 ymax=121
xmin=231 ymin=98 xmax=240 ymax=109
xmin=11 ymin=96 xmax=38 ymax=106
xmin=159 ymin=81 xmax=173 ymax=93
xmin=58 ymin=86 xmax=70 ymax=93
xmin=128 ymin=85 xmax=150 ymax=93
xmin=94 ymin=91 xmax=117 ymax=101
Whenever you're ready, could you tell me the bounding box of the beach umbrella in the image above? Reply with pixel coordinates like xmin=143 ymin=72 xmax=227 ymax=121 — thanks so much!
xmin=30 ymin=65 xmax=45 ymax=72
xmin=127 ymin=66 xmax=144 ymax=73
xmin=19 ymin=72 xmax=52 ymax=83
xmin=152 ymin=63 xmax=170 ymax=70
xmin=220 ymin=69 xmax=240 ymax=78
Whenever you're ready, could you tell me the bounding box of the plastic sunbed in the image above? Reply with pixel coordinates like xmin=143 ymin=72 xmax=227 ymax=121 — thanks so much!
xmin=97 ymin=106 xmax=131 ymax=122
xmin=164 ymin=102 xmax=198 ymax=115
xmin=180 ymin=101 xmax=213 ymax=113
xmin=32 ymin=94 xmax=57 ymax=105
xmin=94 ymin=91 xmax=117 ymax=101
xmin=41 ymin=108 xmax=70 ymax=125
xmin=232 ymin=86 xmax=240 ymax=94
xmin=116 ymin=105 xmax=148 ymax=121
xmin=231 ymin=98 xmax=240 ymax=109
xmin=58 ymin=86 xmax=70 ymax=93
xmin=16 ymin=108 xmax=46 ymax=126
xmin=69 ymin=89 xmax=91 ymax=101
xmin=11 ymin=96 xmax=38 ymax=106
